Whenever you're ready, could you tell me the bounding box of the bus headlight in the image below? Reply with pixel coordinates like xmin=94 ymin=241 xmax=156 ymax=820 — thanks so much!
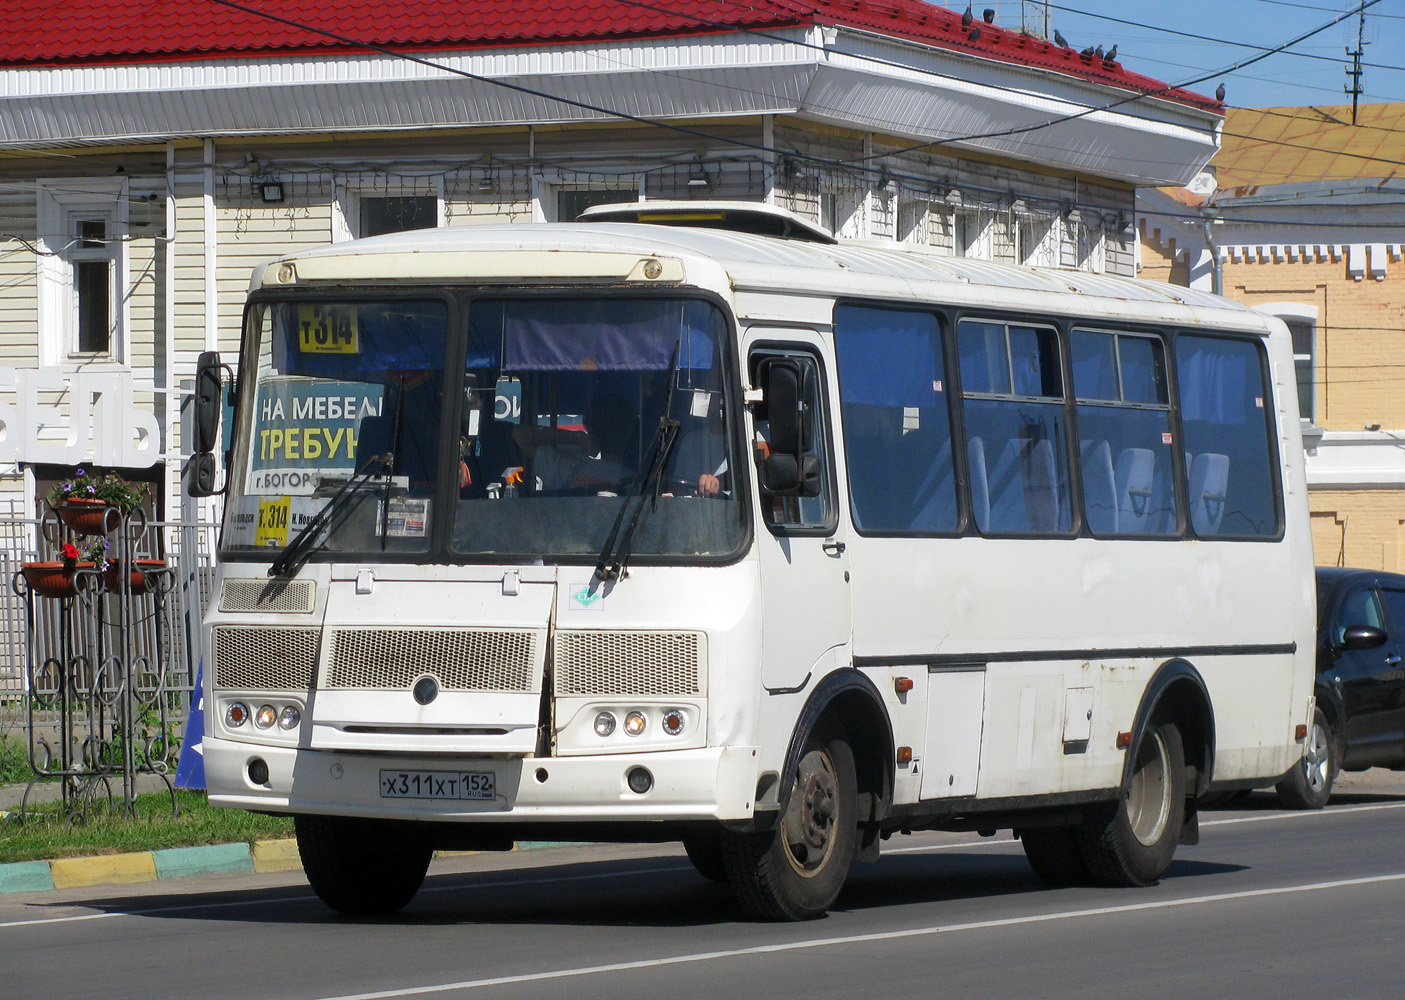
xmin=661 ymin=709 xmax=685 ymax=736
xmin=254 ymin=705 xmax=277 ymax=729
xmin=624 ymin=711 xmax=647 ymax=737
xmin=278 ymin=705 xmax=301 ymax=730
xmin=594 ymin=712 xmax=616 ymax=737
xmin=225 ymin=702 xmax=249 ymax=728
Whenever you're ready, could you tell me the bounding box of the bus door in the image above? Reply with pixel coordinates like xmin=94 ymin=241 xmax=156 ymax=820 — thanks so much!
xmin=746 ymin=333 xmax=851 ymax=691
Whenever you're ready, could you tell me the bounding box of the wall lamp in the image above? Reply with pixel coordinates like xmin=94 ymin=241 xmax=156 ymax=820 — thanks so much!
xmin=259 ymin=181 xmax=285 ymax=204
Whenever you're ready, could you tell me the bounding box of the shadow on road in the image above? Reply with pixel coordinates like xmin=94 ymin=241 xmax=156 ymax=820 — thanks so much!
xmin=27 ymin=840 xmax=1251 ymax=929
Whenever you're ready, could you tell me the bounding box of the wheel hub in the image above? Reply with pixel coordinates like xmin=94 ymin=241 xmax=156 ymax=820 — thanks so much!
xmin=1126 ymin=729 xmax=1172 ymax=847
xmin=782 ymin=748 xmax=839 ymax=876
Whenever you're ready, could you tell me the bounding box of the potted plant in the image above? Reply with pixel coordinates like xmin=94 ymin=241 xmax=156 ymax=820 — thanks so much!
xmin=20 ymin=542 xmax=96 ymax=599
xmin=47 ymin=468 xmax=150 ymax=535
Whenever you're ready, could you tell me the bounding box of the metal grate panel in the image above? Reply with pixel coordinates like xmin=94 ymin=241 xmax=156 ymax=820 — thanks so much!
xmin=219 ymin=578 xmax=315 ymax=613
xmin=212 ymin=626 xmax=320 ymax=691
xmin=553 ymin=630 xmax=704 ymax=696
xmin=324 ymin=627 xmax=539 ymax=692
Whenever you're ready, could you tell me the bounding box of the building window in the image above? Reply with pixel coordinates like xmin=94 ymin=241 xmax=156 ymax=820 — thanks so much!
xmin=557 ymin=188 xmax=635 ymax=222
xmin=1254 ymin=303 xmax=1319 ymax=425
xmin=334 ymin=184 xmax=442 ymax=242
xmin=1071 ymin=215 xmax=1105 ymax=272
xmin=1285 ymin=318 xmax=1315 ymax=424
xmin=956 ymin=209 xmax=990 ymax=258
xmin=37 ymin=179 xmax=126 ymax=365
xmin=1018 ymin=215 xmax=1057 ymax=267
xmin=897 ymin=198 xmax=931 ymax=244
xmin=360 ymin=196 xmax=437 ymax=237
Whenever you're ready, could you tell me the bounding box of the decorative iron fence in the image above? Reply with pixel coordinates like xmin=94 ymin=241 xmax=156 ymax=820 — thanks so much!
xmin=0 ymin=516 xmax=218 ymax=750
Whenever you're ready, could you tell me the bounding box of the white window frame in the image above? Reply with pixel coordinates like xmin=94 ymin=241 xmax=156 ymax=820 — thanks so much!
xmin=1017 ymin=213 xmax=1059 ymax=268
xmin=956 ymin=208 xmax=993 ymax=258
xmin=532 ymin=173 xmax=643 ymax=223
xmin=333 ymin=179 xmax=445 ymax=242
xmin=1254 ymin=301 xmax=1319 ymax=426
xmin=36 ymin=179 xmax=129 ymax=367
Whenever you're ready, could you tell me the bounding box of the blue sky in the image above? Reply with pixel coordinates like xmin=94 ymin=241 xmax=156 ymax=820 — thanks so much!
xmin=991 ymin=0 xmax=1404 ymax=109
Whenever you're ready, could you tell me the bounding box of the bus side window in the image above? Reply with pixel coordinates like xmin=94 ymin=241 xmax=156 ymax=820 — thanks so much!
xmin=751 ymin=351 xmax=835 ymax=533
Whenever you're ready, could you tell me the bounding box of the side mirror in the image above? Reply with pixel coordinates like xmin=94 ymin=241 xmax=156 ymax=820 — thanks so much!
xmin=761 ymin=358 xmax=812 ymax=456
xmin=193 ymin=351 xmax=223 ymax=454
xmin=762 ymin=453 xmax=821 ymax=498
xmin=185 ymin=452 xmax=217 ymax=498
xmin=1340 ymin=624 xmax=1388 ymax=651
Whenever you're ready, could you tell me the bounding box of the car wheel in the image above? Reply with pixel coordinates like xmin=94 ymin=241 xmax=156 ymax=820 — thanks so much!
xmin=720 ymin=720 xmax=858 ymax=920
xmin=295 ymin=814 xmax=433 ymax=915
xmin=1276 ymin=707 xmax=1335 ymax=810
xmin=1077 ymin=713 xmax=1186 ymax=887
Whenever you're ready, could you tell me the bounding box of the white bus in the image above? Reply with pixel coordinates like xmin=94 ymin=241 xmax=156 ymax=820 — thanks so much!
xmin=191 ymin=202 xmax=1315 ymax=920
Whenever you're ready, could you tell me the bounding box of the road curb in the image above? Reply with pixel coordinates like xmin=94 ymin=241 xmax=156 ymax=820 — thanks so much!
xmin=0 ymin=838 xmax=575 ymax=894
xmin=0 ymin=837 xmax=299 ymax=894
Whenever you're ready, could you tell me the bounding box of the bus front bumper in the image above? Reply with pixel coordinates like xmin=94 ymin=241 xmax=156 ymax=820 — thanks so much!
xmin=203 ymin=736 xmax=762 ymax=823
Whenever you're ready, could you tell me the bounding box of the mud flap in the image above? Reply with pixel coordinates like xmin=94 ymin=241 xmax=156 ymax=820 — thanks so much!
xmin=1178 ymin=800 xmax=1200 ymax=846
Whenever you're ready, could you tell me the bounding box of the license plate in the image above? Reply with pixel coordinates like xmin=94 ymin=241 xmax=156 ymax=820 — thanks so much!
xmin=378 ymin=769 xmax=496 ymax=800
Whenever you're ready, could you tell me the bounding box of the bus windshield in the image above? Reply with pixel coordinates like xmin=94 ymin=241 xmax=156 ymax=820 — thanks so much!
xmin=221 ymin=294 xmax=747 ymax=564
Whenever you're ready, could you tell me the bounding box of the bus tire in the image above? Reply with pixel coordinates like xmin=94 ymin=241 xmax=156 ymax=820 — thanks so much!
xmin=1077 ymin=714 xmax=1186 ymax=887
xmin=1019 ymin=825 xmax=1093 ymax=887
xmin=295 ymin=814 xmax=432 ymax=915
xmin=682 ymin=829 xmax=728 ymax=882
xmin=720 ymin=721 xmax=858 ymax=920
xmin=1275 ymin=706 xmax=1335 ymax=810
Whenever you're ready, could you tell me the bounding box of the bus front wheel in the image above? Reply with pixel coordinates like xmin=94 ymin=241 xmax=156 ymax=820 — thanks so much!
xmin=295 ymin=814 xmax=433 ymax=915
xmin=721 ymin=721 xmax=858 ymax=920
xmin=1077 ymin=714 xmax=1186 ymax=887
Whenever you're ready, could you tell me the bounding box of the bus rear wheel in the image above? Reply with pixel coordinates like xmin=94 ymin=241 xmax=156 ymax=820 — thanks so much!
xmin=1019 ymin=825 xmax=1093 ymax=887
xmin=721 ymin=722 xmax=858 ymax=920
xmin=1077 ymin=715 xmax=1186 ymax=887
xmin=295 ymin=814 xmax=433 ymax=915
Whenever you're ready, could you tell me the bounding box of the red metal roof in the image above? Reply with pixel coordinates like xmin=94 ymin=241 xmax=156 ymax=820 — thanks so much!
xmin=1 ymin=0 xmax=1221 ymax=112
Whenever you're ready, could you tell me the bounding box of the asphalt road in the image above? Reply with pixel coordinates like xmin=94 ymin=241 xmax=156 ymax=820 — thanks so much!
xmin=4 ymin=771 xmax=1404 ymax=1000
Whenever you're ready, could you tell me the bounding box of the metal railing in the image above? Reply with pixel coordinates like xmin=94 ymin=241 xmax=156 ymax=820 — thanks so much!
xmin=0 ymin=516 xmax=218 ymax=747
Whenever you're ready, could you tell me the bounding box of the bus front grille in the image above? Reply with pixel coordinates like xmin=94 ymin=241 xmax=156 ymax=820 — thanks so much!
xmin=552 ymin=630 xmax=705 ymax=696
xmin=322 ymin=627 xmax=540 ymax=692
xmin=218 ymin=579 xmax=315 ymax=613
xmin=212 ymin=625 xmax=321 ymax=691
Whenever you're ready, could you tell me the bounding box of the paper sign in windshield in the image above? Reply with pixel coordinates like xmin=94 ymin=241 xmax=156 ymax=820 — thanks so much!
xmin=250 ymin=378 xmax=385 ymax=495
xmin=297 ymin=304 xmax=359 ymax=355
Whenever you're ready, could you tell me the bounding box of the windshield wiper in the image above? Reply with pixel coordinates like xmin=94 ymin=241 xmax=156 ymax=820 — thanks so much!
xmin=268 ymin=450 xmax=392 ymax=578
xmin=594 ymin=343 xmax=681 ymax=584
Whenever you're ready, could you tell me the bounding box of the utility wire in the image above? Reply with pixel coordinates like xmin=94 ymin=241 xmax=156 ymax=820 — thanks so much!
xmin=1044 ymin=0 xmax=1402 ymax=73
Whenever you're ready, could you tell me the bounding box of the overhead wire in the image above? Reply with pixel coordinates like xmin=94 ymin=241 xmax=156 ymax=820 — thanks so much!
xmin=0 ymin=0 xmax=1382 ymax=241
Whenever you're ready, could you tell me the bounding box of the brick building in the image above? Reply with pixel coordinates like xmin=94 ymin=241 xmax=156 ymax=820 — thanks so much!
xmin=1139 ymin=103 xmax=1405 ymax=569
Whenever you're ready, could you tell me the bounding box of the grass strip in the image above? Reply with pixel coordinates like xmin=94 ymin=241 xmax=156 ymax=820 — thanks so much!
xmin=0 ymin=789 xmax=293 ymax=864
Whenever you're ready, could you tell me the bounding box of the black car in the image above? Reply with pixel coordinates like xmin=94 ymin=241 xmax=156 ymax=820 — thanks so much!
xmin=1277 ymin=567 xmax=1405 ymax=808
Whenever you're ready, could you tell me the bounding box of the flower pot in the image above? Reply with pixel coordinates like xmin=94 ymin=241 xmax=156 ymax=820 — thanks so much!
xmin=57 ymin=499 xmax=112 ymax=536
xmin=21 ymin=561 xmax=95 ymax=599
xmin=103 ymin=558 xmax=167 ymax=595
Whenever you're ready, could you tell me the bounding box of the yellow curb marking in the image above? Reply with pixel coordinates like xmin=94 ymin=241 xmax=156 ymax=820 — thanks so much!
xmin=50 ymin=851 xmax=157 ymax=889
xmin=251 ymin=838 xmax=301 ymax=873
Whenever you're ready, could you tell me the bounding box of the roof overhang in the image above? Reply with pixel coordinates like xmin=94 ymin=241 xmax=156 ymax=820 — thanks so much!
xmin=0 ymin=26 xmax=1220 ymax=186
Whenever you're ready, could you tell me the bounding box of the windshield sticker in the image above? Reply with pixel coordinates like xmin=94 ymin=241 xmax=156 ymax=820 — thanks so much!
xmin=250 ymin=377 xmax=386 ymax=495
xmin=297 ymin=304 xmax=359 ymax=355
xmin=377 ymin=497 xmax=430 ymax=538
xmin=255 ymin=497 xmax=291 ymax=547
xmin=569 ymin=584 xmax=604 ymax=610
